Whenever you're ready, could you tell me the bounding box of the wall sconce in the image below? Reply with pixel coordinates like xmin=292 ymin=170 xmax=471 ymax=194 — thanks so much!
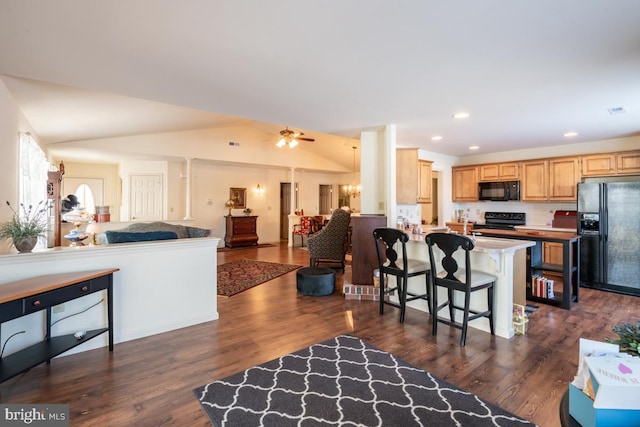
xmin=256 ymin=184 xmax=265 ymax=194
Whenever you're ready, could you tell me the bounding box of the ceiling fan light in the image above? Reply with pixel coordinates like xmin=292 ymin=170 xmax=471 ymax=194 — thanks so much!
xmin=289 ymin=139 xmax=299 ymax=148
xmin=276 ymin=138 xmax=286 ymax=148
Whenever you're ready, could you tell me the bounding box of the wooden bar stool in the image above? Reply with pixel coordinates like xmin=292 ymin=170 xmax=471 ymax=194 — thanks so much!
xmin=373 ymin=228 xmax=431 ymax=323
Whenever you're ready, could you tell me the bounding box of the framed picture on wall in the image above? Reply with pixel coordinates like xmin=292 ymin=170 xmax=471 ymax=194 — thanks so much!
xmin=230 ymin=187 xmax=246 ymax=209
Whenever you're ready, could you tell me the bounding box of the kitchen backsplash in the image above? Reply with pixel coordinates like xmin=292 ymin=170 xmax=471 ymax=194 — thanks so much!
xmin=450 ymin=201 xmax=577 ymax=227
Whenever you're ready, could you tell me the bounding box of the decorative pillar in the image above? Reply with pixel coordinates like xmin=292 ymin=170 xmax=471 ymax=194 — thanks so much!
xmin=183 ymin=158 xmax=194 ymax=220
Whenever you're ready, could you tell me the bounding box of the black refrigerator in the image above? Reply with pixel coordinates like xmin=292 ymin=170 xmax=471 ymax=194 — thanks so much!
xmin=577 ymin=181 xmax=640 ymax=296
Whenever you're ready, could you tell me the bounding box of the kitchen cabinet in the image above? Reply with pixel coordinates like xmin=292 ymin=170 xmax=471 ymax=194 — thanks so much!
xmin=396 ymin=149 xmax=432 ymax=204
xmin=616 ymin=150 xmax=640 ymax=175
xmin=581 ymin=153 xmax=616 ymax=176
xmin=224 ymin=215 xmax=258 ymax=247
xmin=478 ymin=162 xmax=519 ymax=181
xmin=548 ymin=157 xmax=580 ymax=201
xmin=521 ymin=160 xmax=548 ymax=201
xmin=521 ymin=157 xmax=579 ymax=202
xmin=452 ymin=166 xmax=479 ymax=201
xmin=544 ymin=241 xmax=564 ymax=265
xmin=417 ymin=160 xmax=433 ymax=203
xmin=445 ymin=221 xmax=474 ymax=235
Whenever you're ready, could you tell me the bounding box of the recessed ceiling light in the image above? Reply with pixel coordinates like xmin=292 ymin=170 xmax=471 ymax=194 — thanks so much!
xmin=431 ymin=136 xmax=443 ymax=141
xmin=469 ymin=145 xmax=480 ymax=150
xmin=563 ymin=132 xmax=578 ymax=137
xmin=453 ymin=112 xmax=470 ymax=119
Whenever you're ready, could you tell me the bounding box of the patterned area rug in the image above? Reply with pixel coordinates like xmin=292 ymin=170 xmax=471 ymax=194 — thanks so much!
xmin=217 ymin=259 xmax=302 ymax=297
xmin=194 ymin=335 xmax=536 ymax=426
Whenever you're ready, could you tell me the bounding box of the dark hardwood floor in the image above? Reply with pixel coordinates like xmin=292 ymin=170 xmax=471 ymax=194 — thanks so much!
xmin=1 ymin=241 xmax=638 ymax=426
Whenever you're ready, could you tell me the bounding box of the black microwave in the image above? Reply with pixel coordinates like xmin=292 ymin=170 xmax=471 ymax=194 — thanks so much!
xmin=478 ymin=181 xmax=520 ymax=201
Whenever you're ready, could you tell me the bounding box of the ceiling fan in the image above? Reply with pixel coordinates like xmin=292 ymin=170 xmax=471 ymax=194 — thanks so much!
xmin=276 ymin=126 xmax=315 ymax=148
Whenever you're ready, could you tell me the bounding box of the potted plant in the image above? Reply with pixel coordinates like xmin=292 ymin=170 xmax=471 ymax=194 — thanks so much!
xmin=606 ymin=320 xmax=640 ymax=356
xmin=243 ymin=208 xmax=253 ymax=216
xmin=0 ymin=200 xmax=48 ymax=253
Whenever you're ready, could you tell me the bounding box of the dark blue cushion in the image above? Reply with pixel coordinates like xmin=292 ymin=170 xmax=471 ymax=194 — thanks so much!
xmin=105 ymin=230 xmax=178 ymax=244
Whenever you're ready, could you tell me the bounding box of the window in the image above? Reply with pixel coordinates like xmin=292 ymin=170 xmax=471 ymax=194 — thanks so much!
xmin=338 ymin=185 xmax=350 ymax=208
xmin=19 ymin=133 xmax=49 ymax=210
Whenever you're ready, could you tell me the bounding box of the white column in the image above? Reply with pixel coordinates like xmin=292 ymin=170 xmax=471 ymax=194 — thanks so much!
xmin=288 ymin=167 xmax=296 ymax=247
xmin=183 ymin=158 xmax=194 ymax=220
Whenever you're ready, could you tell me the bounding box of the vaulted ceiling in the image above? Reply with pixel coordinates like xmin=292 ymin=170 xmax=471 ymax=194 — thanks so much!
xmin=1 ymin=1 xmax=639 ymax=167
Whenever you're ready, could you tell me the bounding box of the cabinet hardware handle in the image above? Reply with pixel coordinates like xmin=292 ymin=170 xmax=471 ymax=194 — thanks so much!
xmin=33 ymin=300 xmax=41 ymax=307
xmin=81 ymin=286 xmax=88 ymax=291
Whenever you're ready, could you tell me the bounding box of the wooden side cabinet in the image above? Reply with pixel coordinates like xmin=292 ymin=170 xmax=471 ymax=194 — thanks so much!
xmin=224 ymin=215 xmax=258 ymax=248
xmin=351 ymin=215 xmax=387 ymax=286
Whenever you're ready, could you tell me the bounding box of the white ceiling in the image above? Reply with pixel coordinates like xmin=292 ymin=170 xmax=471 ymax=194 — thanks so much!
xmin=1 ymin=1 xmax=639 ymax=165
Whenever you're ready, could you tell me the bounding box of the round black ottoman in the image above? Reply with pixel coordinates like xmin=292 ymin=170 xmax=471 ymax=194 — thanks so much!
xmin=296 ymin=267 xmax=336 ymax=296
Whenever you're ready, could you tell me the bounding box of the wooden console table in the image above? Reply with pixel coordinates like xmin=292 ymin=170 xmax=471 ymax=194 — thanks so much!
xmin=0 ymin=268 xmax=118 ymax=383
xmin=224 ymin=215 xmax=259 ymax=248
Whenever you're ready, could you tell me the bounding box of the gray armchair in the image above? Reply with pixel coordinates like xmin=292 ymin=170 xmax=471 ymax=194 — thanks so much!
xmin=307 ymin=209 xmax=351 ymax=272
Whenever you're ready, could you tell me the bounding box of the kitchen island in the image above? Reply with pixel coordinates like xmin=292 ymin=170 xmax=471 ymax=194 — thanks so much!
xmin=473 ymin=228 xmax=580 ymax=309
xmin=399 ymin=233 xmax=535 ymax=340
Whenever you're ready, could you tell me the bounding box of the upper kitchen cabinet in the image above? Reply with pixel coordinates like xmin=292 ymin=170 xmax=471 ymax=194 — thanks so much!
xmin=522 ymin=157 xmax=580 ymax=202
xmin=581 ymin=153 xmax=616 ymax=177
xmin=478 ymin=162 xmax=519 ymax=181
xmin=452 ymin=166 xmax=479 ymax=202
xmin=549 ymin=157 xmax=580 ymax=201
xmin=418 ymin=160 xmax=433 ymax=203
xmin=616 ymin=150 xmax=640 ymax=175
xmin=521 ymin=160 xmax=548 ymax=201
xmin=396 ymin=149 xmax=433 ymax=204
xmin=581 ymin=150 xmax=640 ymax=176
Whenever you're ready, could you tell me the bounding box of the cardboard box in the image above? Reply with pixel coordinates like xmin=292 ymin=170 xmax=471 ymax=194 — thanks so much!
xmin=569 ymin=383 xmax=640 ymax=427
xmin=569 ymin=356 xmax=640 ymax=426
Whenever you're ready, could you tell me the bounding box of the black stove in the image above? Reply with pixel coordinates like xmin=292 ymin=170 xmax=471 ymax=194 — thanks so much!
xmin=473 ymin=212 xmax=526 ymax=231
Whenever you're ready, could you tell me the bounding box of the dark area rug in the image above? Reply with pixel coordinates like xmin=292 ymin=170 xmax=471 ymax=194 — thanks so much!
xmin=194 ymin=335 xmax=536 ymax=426
xmin=217 ymin=259 xmax=302 ymax=297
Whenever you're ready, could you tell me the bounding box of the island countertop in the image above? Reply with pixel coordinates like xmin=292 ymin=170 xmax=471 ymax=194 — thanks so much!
xmin=407 ymin=232 xmax=535 ymax=253
xmin=473 ymin=228 xmax=579 ymax=242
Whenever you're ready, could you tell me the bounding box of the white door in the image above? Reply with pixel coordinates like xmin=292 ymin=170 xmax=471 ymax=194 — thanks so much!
xmin=131 ymin=174 xmax=163 ymax=221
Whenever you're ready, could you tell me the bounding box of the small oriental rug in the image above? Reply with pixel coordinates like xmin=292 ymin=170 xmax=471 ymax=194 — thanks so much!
xmin=217 ymin=259 xmax=302 ymax=297
xmin=194 ymin=335 xmax=536 ymax=426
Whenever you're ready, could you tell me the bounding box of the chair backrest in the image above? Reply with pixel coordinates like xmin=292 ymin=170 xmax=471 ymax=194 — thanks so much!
xmin=372 ymin=227 xmax=409 ymax=274
xmin=425 ymin=232 xmax=475 ymax=288
xmin=322 ymin=209 xmax=350 ymax=235
xmin=307 ymin=208 xmax=351 ymax=257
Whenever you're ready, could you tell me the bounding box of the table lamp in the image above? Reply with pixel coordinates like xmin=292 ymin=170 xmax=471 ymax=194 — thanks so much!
xmin=225 ymin=199 xmax=235 ymax=216
xmin=85 ymin=222 xmax=101 ymax=245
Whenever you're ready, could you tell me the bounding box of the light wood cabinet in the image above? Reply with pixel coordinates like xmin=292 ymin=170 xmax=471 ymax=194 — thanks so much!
xmin=522 ymin=157 xmax=579 ymax=201
xmin=396 ymin=149 xmax=432 ymax=204
xmin=478 ymin=162 xmax=519 ymax=181
xmin=521 ymin=160 xmax=548 ymax=201
xmin=617 ymin=150 xmax=640 ymax=175
xmin=452 ymin=166 xmax=478 ymax=201
xmin=543 ymin=241 xmax=564 ymax=265
xmin=417 ymin=160 xmax=433 ymax=203
xmin=581 ymin=153 xmax=616 ymax=176
xmin=548 ymin=157 xmax=580 ymax=201
xmin=445 ymin=221 xmax=473 ymax=235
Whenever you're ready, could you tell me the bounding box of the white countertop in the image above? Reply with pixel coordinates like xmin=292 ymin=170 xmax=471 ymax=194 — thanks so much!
xmin=514 ymin=225 xmax=577 ymax=233
xmin=408 ymin=233 xmax=535 ymax=254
